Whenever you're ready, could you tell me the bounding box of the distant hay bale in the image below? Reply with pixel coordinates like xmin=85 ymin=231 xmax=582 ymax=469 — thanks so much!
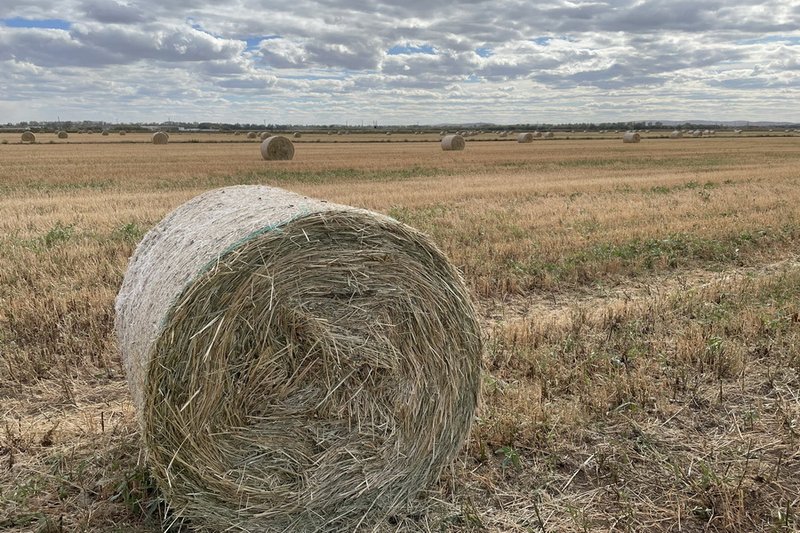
xmin=115 ymin=185 xmax=482 ymax=531
xmin=260 ymin=132 xmax=271 ymax=141
xmin=622 ymin=132 xmax=641 ymax=143
xmin=517 ymin=132 xmax=534 ymax=143
xmin=670 ymin=130 xmax=683 ymax=138
xmin=21 ymin=131 xmax=36 ymax=142
xmin=441 ymin=134 xmax=465 ymax=151
xmin=234 ymin=131 xmax=241 ymax=136
xmin=532 ymin=131 xmax=542 ymax=138
xmin=260 ymin=135 xmax=295 ymax=161
xmin=102 ymin=130 xmax=110 ymax=136
xmin=247 ymin=132 xmax=257 ymax=139
xmin=152 ymin=132 xmax=169 ymax=145
xmin=385 ymin=131 xmax=392 ymax=135
xmin=57 ymin=131 xmax=69 ymax=139
xmin=692 ymin=130 xmax=702 ymax=137
xmin=543 ymin=132 xmax=554 ymax=139
xmin=119 ymin=131 xmax=126 ymax=136
xmin=293 ymin=132 xmax=301 ymax=138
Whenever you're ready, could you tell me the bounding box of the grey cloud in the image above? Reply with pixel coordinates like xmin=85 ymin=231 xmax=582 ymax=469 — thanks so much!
xmin=79 ymin=0 xmax=149 ymax=24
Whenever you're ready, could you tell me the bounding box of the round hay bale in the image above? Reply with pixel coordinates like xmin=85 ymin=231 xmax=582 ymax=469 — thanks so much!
xmin=670 ymin=130 xmax=683 ymax=138
xmin=102 ymin=130 xmax=110 ymax=136
xmin=21 ymin=131 xmax=35 ymax=143
xmin=260 ymin=135 xmax=295 ymax=161
xmin=622 ymin=132 xmax=641 ymax=143
xmin=441 ymin=134 xmax=465 ymax=151
xmin=517 ymin=132 xmax=534 ymax=143
xmin=152 ymin=131 xmax=169 ymax=145
xmin=247 ymin=131 xmax=257 ymax=139
xmin=259 ymin=131 xmax=270 ymax=141
xmin=692 ymin=130 xmax=702 ymax=137
xmin=293 ymin=132 xmax=301 ymax=138
xmin=115 ymin=185 xmax=482 ymax=531
xmin=119 ymin=130 xmax=126 ymax=136
xmin=57 ymin=130 xmax=69 ymax=139
xmin=543 ymin=131 xmax=554 ymax=139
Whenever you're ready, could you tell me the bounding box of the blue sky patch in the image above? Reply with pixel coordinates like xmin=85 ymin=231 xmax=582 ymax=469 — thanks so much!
xmin=531 ymin=36 xmax=552 ymax=45
xmin=245 ymin=35 xmax=280 ymax=50
xmin=736 ymin=36 xmax=800 ymax=45
xmin=475 ymin=47 xmax=493 ymax=58
xmin=387 ymin=43 xmax=435 ymax=55
xmin=2 ymin=17 xmax=71 ymax=30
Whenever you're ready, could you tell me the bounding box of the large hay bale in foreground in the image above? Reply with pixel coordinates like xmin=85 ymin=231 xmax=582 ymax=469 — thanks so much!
xmin=152 ymin=131 xmax=169 ymax=145
xmin=622 ymin=132 xmax=641 ymax=143
xmin=441 ymin=134 xmax=465 ymax=151
xmin=260 ymin=135 xmax=295 ymax=160
xmin=21 ymin=131 xmax=36 ymax=142
xmin=57 ymin=131 xmax=69 ymax=139
xmin=517 ymin=132 xmax=534 ymax=143
xmin=115 ymin=185 xmax=482 ymax=531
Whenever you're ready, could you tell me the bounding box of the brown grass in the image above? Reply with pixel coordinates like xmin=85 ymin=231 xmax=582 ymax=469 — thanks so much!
xmin=1 ymin=136 xmax=799 ymax=531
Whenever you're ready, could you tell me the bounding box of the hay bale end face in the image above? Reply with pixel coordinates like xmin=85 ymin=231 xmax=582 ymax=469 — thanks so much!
xmin=260 ymin=135 xmax=295 ymax=161
xmin=517 ymin=132 xmax=534 ymax=143
xmin=115 ymin=185 xmax=482 ymax=530
xmin=57 ymin=131 xmax=69 ymax=139
xmin=152 ymin=131 xmax=169 ymax=145
xmin=622 ymin=132 xmax=641 ymax=143
xmin=441 ymin=134 xmax=465 ymax=151
xmin=21 ymin=131 xmax=36 ymax=143
xmin=293 ymin=132 xmax=301 ymax=138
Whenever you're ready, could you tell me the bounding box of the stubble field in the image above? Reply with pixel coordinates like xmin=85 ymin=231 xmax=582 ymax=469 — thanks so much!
xmin=1 ymin=135 xmax=798 ymax=532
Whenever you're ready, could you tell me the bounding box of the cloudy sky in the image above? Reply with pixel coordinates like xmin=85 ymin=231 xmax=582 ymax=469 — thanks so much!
xmin=1 ymin=0 xmax=799 ymax=125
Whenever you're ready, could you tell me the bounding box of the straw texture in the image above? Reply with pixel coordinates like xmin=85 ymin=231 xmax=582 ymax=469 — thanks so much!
xmin=115 ymin=185 xmax=482 ymax=531
xmin=622 ymin=132 xmax=641 ymax=143
xmin=260 ymin=136 xmax=295 ymax=161
xmin=441 ymin=134 xmax=465 ymax=151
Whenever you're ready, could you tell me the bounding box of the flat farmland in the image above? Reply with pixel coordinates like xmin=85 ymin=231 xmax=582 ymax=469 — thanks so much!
xmin=1 ymin=137 xmax=799 ymax=531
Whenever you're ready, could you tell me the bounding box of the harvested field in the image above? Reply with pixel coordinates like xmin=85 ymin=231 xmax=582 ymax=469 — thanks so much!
xmin=1 ymin=136 xmax=799 ymax=532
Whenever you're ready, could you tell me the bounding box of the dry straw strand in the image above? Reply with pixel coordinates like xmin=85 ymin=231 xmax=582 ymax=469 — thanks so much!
xmin=115 ymin=185 xmax=482 ymax=531
xmin=441 ymin=134 xmax=465 ymax=151
xmin=260 ymin=136 xmax=295 ymax=161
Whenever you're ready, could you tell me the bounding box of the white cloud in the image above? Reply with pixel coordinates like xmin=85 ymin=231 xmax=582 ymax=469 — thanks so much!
xmin=0 ymin=0 xmax=799 ymax=123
